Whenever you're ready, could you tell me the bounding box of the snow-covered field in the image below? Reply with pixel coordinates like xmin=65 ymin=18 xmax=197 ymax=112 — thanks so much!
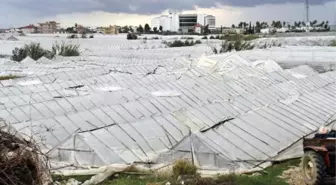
xmin=0 ymin=34 xmax=336 ymax=174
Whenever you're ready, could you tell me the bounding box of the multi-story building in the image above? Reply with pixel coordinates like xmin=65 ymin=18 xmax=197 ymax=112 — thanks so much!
xmin=151 ymin=12 xmax=216 ymax=33
xmin=205 ymin=15 xmax=216 ymax=30
xmin=38 ymin=21 xmax=60 ymax=33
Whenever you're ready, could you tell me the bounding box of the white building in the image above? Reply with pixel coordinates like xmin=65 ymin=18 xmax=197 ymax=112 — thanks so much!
xmin=205 ymin=15 xmax=216 ymax=30
xmin=19 ymin=25 xmax=37 ymax=34
xmin=151 ymin=12 xmax=216 ymax=33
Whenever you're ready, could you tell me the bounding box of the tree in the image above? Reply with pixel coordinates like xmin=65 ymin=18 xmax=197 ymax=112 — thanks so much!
xmin=325 ymin=21 xmax=329 ymax=29
xmin=310 ymin=20 xmax=317 ymax=26
xmin=144 ymin=23 xmax=151 ymax=33
xmin=122 ymin=25 xmax=130 ymax=33
xmin=255 ymin=21 xmax=261 ymax=33
xmin=153 ymin=27 xmax=158 ymax=33
xmin=204 ymin=24 xmax=210 ymax=34
xmin=232 ymin=24 xmax=236 ymax=28
xmin=271 ymin=21 xmax=275 ymax=28
xmin=137 ymin=25 xmax=144 ymax=33
xmin=66 ymin=27 xmax=74 ymax=33
xmin=159 ymin=26 xmax=163 ymax=32
xmin=238 ymin=22 xmax=243 ymax=28
xmin=283 ymin=21 xmax=286 ymax=27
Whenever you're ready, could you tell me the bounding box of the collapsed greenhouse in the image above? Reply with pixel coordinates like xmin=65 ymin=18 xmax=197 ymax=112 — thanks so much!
xmin=1 ymin=40 xmax=336 ymax=174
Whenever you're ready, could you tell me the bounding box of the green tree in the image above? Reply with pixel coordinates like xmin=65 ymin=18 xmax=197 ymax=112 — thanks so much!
xmin=325 ymin=21 xmax=329 ymax=29
xmin=66 ymin=27 xmax=74 ymax=33
xmin=255 ymin=21 xmax=261 ymax=33
xmin=271 ymin=21 xmax=276 ymax=28
xmin=204 ymin=24 xmax=210 ymax=34
xmin=129 ymin=27 xmax=134 ymax=32
xmin=153 ymin=27 xmax=158 ymax=33
xmin=232 ymin=24 xmax=236 ymax=28
xmin=144 ymin=23 xmax=151 ymax=33
xmin=159 ymin=26 xmax=163 ymax=32
xmin=137 ymin=25 xmax=144 ymax=33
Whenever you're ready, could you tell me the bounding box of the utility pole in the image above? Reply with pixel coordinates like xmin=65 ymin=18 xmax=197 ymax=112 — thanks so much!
xmin=305 ymin=0 xmax=310 ymax=32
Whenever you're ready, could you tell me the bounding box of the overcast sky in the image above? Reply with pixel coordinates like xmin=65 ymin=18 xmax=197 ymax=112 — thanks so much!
xmin=1 ymin=0 xmax=335 ymax=28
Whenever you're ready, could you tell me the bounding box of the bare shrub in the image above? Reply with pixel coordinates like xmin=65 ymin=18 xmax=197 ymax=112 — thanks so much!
xmin=52 ymin=42 xmax=80 ymax=56
xmin=172 ymin=160 xmax=197 ymax=178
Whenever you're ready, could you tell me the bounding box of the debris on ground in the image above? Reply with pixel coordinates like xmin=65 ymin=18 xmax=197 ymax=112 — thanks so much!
xmin=278 ymin=166 xmax=304 ymax=185
xmin=0 ymin=129 xmax=51 ymax=185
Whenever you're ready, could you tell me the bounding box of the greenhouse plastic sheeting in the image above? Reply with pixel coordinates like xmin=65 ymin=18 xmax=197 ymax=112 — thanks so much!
xmin=1 ymin=51 xmax=336 ymax=173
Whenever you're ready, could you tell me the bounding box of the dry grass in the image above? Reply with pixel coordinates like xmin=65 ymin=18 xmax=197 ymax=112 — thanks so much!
xmin=0 ymin=75 xmax=20 ymax=81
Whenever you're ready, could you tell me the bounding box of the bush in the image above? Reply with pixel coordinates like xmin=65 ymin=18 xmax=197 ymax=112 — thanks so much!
xmin=11 ymin=43 xmax=55 ymax=62
xmin=11 ymin=48 xmax=27 ymax=62
xmin=172 ymin=160 xmax=197 ymax=177
xmin=170 ymin=40 xmax=185 ymax=47
xmin=195 ymin=40 xmax=202 ymax=44
xmin=127 ymin=33 xmax=138 ymax=40
xmin=215 ymin=35 xmax=220 ymax=39
xmin=52 ymin=42 xmax=80 ymax=57
xmin=214 ymin=40 xmax=254 ymax=54
xmin=209 ymin=36 xmax=215 ymax=39
xmin=201 ymin=36 xmax=208 ymax=39
xmin=81 ymin=34 xmax=87 ymax=39
xmin=89 ymin=35 xmax=94 ymax=38
xmin=67 ymin=34 xmax=78 ymax=39
xmin=329 ymin=40 xmax=336 ymax=47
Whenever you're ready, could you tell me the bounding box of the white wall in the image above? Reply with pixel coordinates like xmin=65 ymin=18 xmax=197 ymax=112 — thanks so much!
xmin=160 ymin=16 xmax=171 ymax=31
xmin=197 ymin=14 xmax=206 ymax=26
xmin=21 ymin=28 xmax=35 ymax=34
xmin=169 ymin=13 xmax=179 ymax=32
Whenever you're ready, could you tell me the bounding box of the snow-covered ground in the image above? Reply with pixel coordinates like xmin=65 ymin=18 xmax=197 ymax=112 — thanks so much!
xmin=0 ymin=34 xmax=336 ymax=174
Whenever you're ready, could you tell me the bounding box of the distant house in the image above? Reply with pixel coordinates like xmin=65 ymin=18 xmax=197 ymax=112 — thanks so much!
xmin=103 ymin=25 xmax=119 ymax=34
xmin=38 ymin=21 xmax=60 ymax=33
xmin=19 ymin=24 xmax=37 ymax=34
xmin=75 ymin=24 xmax=87 ymax=34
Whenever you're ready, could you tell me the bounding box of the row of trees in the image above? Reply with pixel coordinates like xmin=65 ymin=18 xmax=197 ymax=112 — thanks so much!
xmin=232 ymin=20 xmax=330 ymax=30
xmin=119 ymin=24 xmax=164 ymax=34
